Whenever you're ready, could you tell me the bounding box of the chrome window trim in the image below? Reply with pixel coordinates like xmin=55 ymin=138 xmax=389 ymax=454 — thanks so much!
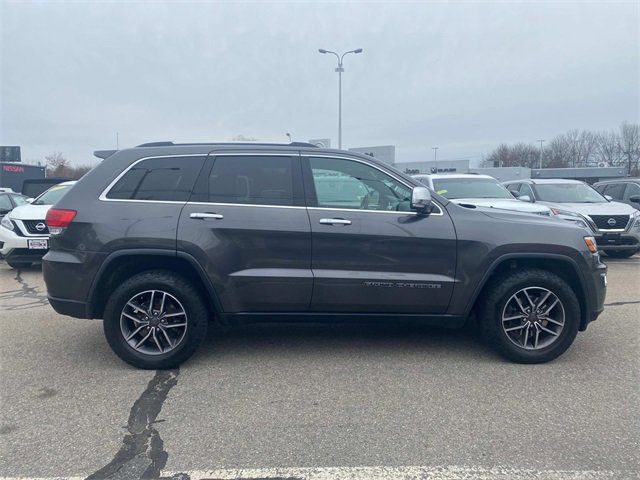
xmin=99 ymin=152 xmax=299 ymax=204
xmin=99 ymin=154 xmax=207 ymax=203
xmin=98 ymin=151 xmax=444 ymax=215
xmin=302 ymin=153 xmax=444 ymax=216
xmin=307 ymin=206 xmax=443 ymax=216
xmin=187 ymin=202 xmax=306 ymax=210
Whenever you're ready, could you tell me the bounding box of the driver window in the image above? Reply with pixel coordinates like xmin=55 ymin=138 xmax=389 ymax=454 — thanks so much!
xmin=309 ymin=157 xmax=412 ymax=211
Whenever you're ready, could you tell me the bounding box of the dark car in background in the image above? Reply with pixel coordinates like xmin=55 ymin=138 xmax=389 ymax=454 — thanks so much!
xmin=593 ymin=178 xmax=640 ymax=211
xmin=43 ymin=142 xmax=606 ymax=369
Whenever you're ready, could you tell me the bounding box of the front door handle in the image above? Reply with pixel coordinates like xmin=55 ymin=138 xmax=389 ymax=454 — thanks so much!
xmin=190 ymin=212 xmax=224 ymax=220
xmin=319 ymin=218 xmax=352 ymax=225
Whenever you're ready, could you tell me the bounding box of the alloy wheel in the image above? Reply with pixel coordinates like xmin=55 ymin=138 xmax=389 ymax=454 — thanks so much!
xmin=120 ymin=290 xmax=188 ymax=355
xmin=501 ymin=286 xmax=565 ymax=350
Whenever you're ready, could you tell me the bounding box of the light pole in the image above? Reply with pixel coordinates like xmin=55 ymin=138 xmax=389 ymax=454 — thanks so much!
xmin=538 ymin=139 xmax=545 ymax=169
xmin=285 ymin=133 xmax=292 ymax=143
xmin=432 ymin=147 xmax=439 ymax=172
xmin=318 ymin=48 xmax=363 ymax=149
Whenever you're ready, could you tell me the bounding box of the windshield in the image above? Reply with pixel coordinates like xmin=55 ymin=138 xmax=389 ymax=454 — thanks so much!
xmin=32 ymin=184 xmax=73 ymax=205
xmin=534 ymin=183 xmax=607 ymax=203
xmin=432 ymin=178 xmax=513 ymax=200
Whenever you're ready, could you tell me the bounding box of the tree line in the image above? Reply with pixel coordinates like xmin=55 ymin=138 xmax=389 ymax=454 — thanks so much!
xmin=43 ymin=152 xmax=92 ymax=179
xmin=483 ymin=122 xmax=640 ymax=175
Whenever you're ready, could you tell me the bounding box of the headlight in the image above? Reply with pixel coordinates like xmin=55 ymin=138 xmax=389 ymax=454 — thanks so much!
xmin=632 ymin=211 xmax=640 ymax=228
xmin=551 ymin=208 xmax=594 ymax=231
xmin=1 ymin=216 xmax=14 ymax=231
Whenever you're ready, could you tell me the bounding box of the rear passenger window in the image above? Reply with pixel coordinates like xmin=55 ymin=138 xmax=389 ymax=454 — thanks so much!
xmin=206 ymin=156 xmax=294 ymax=206
xmin=107 ymin=156 xmax=205 ymax=201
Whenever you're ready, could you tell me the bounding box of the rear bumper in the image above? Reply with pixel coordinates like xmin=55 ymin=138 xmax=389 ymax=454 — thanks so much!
xmin=48 ymin=295 xmax=91 ymax=319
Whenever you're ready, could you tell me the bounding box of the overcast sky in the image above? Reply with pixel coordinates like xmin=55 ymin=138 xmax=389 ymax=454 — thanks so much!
xmin=1 ymin=1 xmax=639 ymax=167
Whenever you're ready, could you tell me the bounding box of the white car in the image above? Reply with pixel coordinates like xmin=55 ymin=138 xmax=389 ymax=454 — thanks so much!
xmin=503 ymin=178 xmax=640 ymax=258
xmin=412 ymin=173 xmax=552 ymax=216
xmin=0 ymin=181 xmax=76 ymax=269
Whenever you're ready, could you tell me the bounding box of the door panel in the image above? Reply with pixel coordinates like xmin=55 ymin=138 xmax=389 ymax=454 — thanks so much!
xmin=177 ymin=153 xmax=312 ymax=312
xmin=303 ymin=156 xmax=457 ymax=314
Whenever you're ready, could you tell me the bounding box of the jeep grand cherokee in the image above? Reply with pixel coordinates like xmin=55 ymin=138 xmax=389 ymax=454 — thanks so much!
xmin=42 ymin=142 xmax=607 ymax=369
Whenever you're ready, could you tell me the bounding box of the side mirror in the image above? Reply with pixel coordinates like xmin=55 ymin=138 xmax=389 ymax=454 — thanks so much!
xmin=519 ymin=195 xmax=532 ymax=202
xmin=0 ymin=208 xmax=10 ymax=216
xmin=604 ymin=195 xmax=613 ymax=201
xmin=509 ymin=189 xmax=520 ymax=198
xmin=629 ymin=195 xmax=640 ymax=204
xmin=411 ymin=186 xmax=433 ymax=213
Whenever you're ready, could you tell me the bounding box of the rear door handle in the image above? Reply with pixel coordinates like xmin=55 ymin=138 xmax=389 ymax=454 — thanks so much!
xmin=190 ymin=212 xmax=224 ymax=220
xmin=319 ymin=218 xmax=352 ymax=225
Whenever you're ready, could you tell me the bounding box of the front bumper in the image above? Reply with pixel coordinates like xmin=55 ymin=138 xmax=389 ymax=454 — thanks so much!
xmin=595 ymin=232 xmax=639 ymax=251
xmin=0 ymin=225 xmax=48 ymax=261
xmin=581 ymin=254 xmax=607 ymax=330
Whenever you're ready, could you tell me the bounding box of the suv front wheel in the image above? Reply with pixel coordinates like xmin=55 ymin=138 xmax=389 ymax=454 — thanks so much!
xmin=479 ymin=269 xmax=580 ymax=363
xmin=103 ymin=270 xmax=209 ymax=369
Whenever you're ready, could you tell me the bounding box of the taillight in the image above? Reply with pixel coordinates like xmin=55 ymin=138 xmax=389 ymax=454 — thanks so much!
xmin=46 ymin=208 xmax=77 ymax=234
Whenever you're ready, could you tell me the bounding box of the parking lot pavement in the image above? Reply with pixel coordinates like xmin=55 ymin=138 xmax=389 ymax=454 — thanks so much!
xmin=0 ymin=257 xmax=638 ymax=480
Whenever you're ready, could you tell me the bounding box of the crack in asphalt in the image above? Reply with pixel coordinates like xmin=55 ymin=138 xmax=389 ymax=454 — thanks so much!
xmin=604 ymin=300 xmax=640 ymax=307
xmin=87 ymin=369 xmax=181 ymax=480
xmin=0 ymin=268 xmax=49 ymax=310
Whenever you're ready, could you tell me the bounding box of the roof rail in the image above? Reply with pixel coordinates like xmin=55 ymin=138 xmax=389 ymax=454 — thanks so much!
xmin=136 ymin=141 xmax=175 ymax=147
xmin=135 ymin=141 xmax=319 ymax=148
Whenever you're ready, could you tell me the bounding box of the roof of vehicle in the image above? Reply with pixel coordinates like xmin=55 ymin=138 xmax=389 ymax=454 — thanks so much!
xmin=593 ymin=178 xmax=640 ymax=185
xmin=415 ymin=173 xmax=497 ymax=180
xmin=504 ymin=178 xmax=586 ymax=185
xmin=95 ymin=141 xmax=322 ymax=160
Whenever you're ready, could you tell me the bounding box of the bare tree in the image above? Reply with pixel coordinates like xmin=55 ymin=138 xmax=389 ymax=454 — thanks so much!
xmin=618 ymin=121 xmax=640 ymax=175
xmin=485 ymin=122 xmax=639 ymax=172
xmin=595 ymin=130 xmax=621 ymax=166
xmin=43 ymin=152 xmax=93 ymax=179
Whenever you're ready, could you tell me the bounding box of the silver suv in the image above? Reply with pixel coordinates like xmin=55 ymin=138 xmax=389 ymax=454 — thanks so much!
xmin=413 ymin=174 xmax=552 ymax=216
xmin=503 ymin=179 xmax=640 ymax=258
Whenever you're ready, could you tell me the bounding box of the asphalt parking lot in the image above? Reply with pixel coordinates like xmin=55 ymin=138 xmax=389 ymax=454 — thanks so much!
xmin=0 ymin=256 xmax=638 ymax=480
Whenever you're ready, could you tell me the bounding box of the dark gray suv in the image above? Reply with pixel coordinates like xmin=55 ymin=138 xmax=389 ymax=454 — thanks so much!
xmin=42 ymin=143 xmax=607 ymax=368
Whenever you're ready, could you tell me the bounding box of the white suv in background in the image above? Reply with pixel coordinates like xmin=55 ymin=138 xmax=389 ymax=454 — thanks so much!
xmin=412 ymin=174 xmax=552 ymax=216
xmin=0 ymin=181 xmax=76 ymax=269
xmin=503 ymin=179 xmax=640 ymax=258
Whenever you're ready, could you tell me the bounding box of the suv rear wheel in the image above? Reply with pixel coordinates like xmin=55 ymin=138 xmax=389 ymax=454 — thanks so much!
xmin=103 ymin=270 xmax=208 ymax=369
xmin=479 ymin=269 xmax=580 ymax=363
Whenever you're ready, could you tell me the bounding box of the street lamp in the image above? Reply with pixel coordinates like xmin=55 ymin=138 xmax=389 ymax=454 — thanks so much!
xmin=286 ymin=133 xmax=292 ymax=143
xmin=538 ymin=139 xmax=545 ymax=169
xmin=432 ymin=147 xmax=439 ymax=172
xmin=318 ymin=48 xmax=363 ymax=149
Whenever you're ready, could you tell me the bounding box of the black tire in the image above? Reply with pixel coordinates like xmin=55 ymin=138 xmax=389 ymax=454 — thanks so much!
xmin=103 ymin=270 xmax=209 ymax=369
xmin=478 ymin=269 xmax=580 ymax=364
xmin=6 ymin=260 xmax=32 ymax=269
xmin=603 ymin=249 xmax=637 ymax=259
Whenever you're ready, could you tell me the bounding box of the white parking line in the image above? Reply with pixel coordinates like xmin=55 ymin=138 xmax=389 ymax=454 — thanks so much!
xmin=163 ymin=465 xmax=624 ymax=480
xmin=0 ymin=464 xmax=630 ymax=480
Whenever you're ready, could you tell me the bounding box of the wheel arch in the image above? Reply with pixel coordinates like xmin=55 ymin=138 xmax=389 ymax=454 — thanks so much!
xmin=466 ymin=253 xmax=590 ymax=331
xmin=87 ymin=249 xmax=223 ymax=319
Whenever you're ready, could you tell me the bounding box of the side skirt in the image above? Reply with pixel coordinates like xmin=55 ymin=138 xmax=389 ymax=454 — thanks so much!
xmin=219 ymin=312 xmax=468 ymax=329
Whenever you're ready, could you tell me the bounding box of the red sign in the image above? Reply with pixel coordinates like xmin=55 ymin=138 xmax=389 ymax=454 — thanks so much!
xmin=3 ymin=165 xmax=24 ymax=173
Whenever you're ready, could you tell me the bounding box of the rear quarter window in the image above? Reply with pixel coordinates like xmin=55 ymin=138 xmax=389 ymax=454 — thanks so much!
xmin=106 ymin=156 xmax=205 ymax=201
